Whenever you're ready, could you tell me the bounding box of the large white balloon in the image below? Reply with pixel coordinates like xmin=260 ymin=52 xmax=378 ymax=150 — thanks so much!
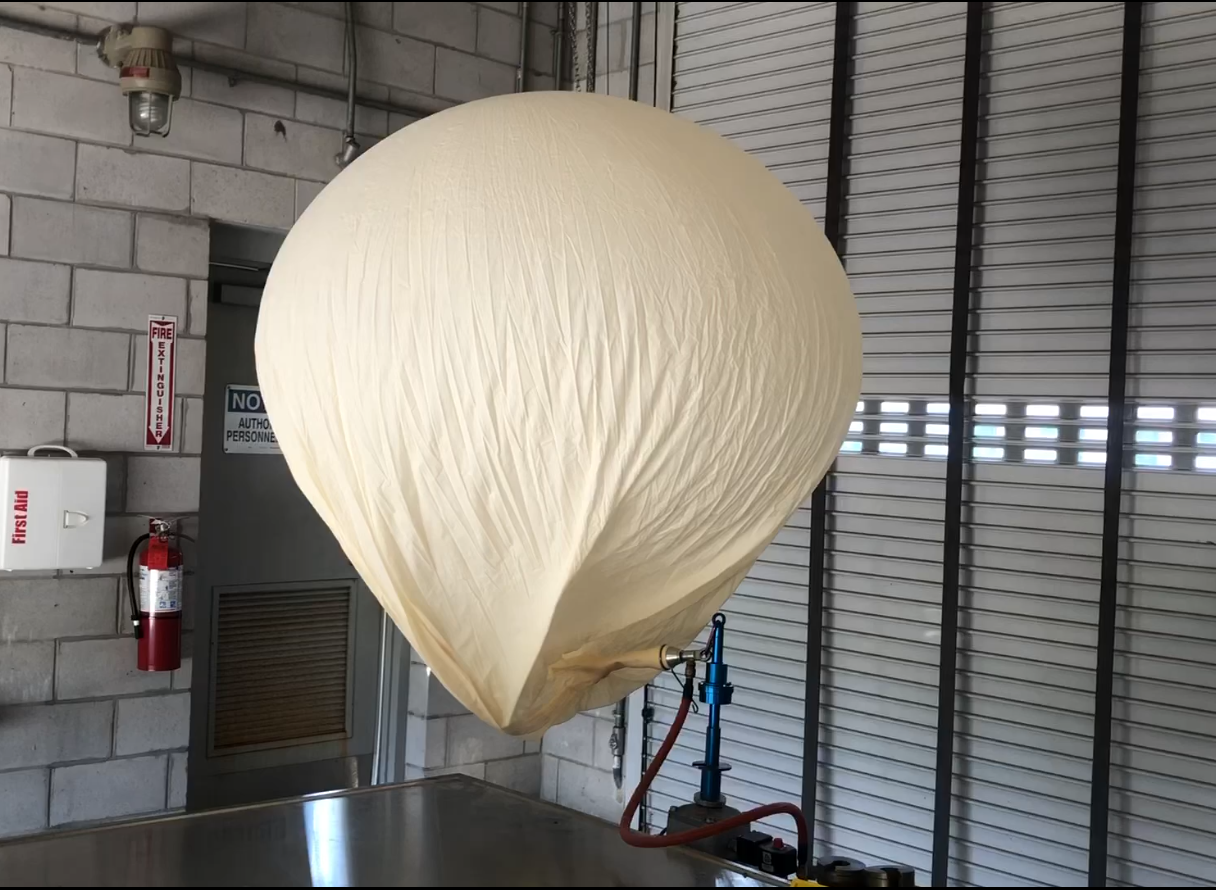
xmin=255 ymin=92 xmax=861 ymax=736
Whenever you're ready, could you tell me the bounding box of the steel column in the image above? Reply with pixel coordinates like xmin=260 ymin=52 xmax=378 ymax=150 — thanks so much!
xmin=1088 ymin=3 xmax=1144 ymax=885
xmin=930 ymin=4 xmax=985 ymax=886
xmin=801 ymin=0 xmax=855 ymax=842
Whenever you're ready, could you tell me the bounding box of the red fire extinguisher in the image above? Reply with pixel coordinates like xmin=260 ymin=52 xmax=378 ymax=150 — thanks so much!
xmin=126 ymin=518 xmax=183 ymax=672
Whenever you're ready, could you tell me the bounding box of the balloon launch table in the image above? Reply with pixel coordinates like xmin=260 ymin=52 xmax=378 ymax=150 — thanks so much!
xmin=0 ymin=775 xmax=779 ymax=887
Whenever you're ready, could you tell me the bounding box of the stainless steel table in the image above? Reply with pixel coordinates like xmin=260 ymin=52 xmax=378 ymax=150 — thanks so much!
xmin=0 ymin=775 xmax=779 ymax=887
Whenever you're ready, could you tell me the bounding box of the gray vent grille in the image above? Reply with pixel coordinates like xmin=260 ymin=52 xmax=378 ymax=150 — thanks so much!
xmin=211 ymin=584 xmax=353 ymax=753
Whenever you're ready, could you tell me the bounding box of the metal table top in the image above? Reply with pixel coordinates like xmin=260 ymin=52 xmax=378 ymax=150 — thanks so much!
xmin=0 ymin=775 xmax=779 ymax=887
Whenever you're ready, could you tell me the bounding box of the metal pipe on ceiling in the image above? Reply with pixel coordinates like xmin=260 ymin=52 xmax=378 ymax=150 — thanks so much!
xmin=343 ymin=1 xmax=358 ymax=135
xmin=516 ymin=2 xmax=530 ymax=92
xmin=0 ymin=13 xmax=436 ymax=121
xmin=334 ymin=0 xmax=361 ymax=168
xmin=627 ymin=1 xmax=641 ymax=101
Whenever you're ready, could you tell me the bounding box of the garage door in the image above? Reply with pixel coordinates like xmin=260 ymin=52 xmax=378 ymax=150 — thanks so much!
xmin=1108 ymin=2 xmax=1216 ymax=885
xmin=647 ymin=1 xmax=969 ymax=866
xmin=647 ymin=2 xmax=1216 ymax=886
xmin=949 ymin=3 xmax=1123 ymax=885
xmin=645 ymin=0 xmax=837 ymax=846
xmin=817 ymin=0 xmax=967 ymax=873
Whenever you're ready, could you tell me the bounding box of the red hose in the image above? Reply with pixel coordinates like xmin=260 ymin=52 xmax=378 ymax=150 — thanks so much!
xmin=618 ymin=673 xmax=809 ymax=879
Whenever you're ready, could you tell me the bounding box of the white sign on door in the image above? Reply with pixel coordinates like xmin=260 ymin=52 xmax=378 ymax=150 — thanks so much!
xmin=223 ymin=385 xmax=281 ymax=454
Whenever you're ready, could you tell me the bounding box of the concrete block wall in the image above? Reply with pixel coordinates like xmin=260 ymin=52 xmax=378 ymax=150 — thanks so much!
xmin=538 ymin=0 xmax=657 ymax=824
xmin=0 ymin=0 xmax=555 ymax=838
xmin=404 ymin=649 xmax=542 ymax=795
xmin=541 ymin=704 xmax=625 ymax=822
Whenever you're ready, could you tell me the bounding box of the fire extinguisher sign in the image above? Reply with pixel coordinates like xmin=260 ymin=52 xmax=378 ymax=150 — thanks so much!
xmin=145 ymin=315 xmax=177 ymax=451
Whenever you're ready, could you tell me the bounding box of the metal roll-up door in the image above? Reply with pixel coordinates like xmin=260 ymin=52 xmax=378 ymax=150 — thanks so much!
xmin=641 ymin=3 xmax=1216 ymax=885
xmin=970 ymin=0 xmax=1121 ymax=402
xmin=644 ymin=1 xmax=837 ymax=843
xmin=949 ymin=3 xmax=1124 ymax=886
xmin=814 ymin=1 xmax=965 ymax=876
xmin=1108 ymin=3 xmax=1216 ymax=885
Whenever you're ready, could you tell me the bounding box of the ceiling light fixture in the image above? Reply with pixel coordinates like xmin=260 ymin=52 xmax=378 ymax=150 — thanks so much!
xmin=97 ymin=24 xmax=182 ymax=137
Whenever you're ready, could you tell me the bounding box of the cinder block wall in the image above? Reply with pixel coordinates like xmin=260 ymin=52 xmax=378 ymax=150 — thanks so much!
xmin=0 ymin=0 xmax=554 ymax=838
xmin=543 ymin=703 xmax=624 ymax=820
xmin=538 ymin=0 xmax=657 ymax=824
xmin=404 ymin=649 xmax=542 ymax=794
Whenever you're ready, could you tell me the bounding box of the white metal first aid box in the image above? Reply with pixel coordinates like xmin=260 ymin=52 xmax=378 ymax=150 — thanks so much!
xmin=0 ymin=446 xmax=107 ymax=571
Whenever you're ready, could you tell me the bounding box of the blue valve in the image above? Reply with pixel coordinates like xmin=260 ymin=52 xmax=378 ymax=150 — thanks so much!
xmin=693 ymin=612 xmax=733 ymax=806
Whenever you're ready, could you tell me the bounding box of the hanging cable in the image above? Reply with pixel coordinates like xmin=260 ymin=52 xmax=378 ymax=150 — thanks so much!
xmin=335 ymin=1 xmax=361 ymax=167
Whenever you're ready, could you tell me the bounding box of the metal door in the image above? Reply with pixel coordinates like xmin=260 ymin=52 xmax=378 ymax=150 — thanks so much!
xmin=187 ymin=235 xmax=382 ymax=810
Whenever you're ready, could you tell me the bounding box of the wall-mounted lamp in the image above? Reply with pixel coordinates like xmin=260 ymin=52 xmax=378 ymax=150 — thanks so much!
xmin=97 ymin=25 xmax=182 ymax=137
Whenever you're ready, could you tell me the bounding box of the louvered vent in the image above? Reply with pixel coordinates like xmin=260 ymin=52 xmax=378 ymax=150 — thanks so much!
xmin=210 ymin=584 xmax=354 ymax=753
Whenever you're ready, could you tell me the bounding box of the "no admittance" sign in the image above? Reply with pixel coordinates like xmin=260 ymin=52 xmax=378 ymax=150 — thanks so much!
xmin=223 ymin=385 xmax=281 ymax=455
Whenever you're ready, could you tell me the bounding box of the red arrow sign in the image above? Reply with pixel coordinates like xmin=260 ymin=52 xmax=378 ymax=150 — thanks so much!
xmin=145 ymin=315 xmax=177 ymax=451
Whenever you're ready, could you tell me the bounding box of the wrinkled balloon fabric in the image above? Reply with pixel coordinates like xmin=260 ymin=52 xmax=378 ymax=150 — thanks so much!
xmin=255 ymin=92 xmax=862 ymax=736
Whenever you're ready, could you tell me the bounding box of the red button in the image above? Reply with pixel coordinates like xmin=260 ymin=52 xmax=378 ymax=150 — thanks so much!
xmin=772 ymin=838 xmax=784 ymax=849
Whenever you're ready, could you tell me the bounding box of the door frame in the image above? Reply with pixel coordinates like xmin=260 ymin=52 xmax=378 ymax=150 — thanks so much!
xmin=186 ymin=225 xmax=409 ymax=808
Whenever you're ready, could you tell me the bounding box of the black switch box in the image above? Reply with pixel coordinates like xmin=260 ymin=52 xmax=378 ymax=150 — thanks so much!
xmin=732 ymin=830 xmax=797 ymax=877
xmin=732 ymin=830 xmax=772 ymax=867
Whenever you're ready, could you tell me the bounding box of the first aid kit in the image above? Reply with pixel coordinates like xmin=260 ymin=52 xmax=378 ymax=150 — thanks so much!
xmin=0 ymin=446 xmax=107 ymax=571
